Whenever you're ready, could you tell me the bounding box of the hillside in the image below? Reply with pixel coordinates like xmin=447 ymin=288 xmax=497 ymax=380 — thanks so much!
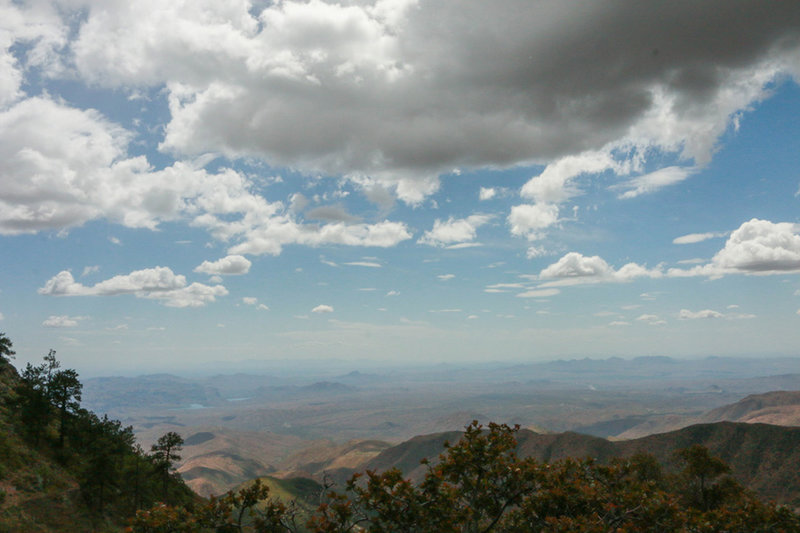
xmin=0 ymin=364 xmax=100 ymax=532
xmin=164 ymin=428 xmax=307 ymax=497
xmin=617 ymin=389 xmax=800 ymax=439
xmin=326 ymin=421 xmax=800 ymax=507
xmin=0 ymin=350 xmax=197 ymax=532
xmin=701 ymin=390 xmax=800 ymax=425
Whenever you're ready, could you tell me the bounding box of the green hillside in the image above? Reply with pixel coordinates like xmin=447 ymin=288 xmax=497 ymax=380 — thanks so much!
xmin=0 ymin=339 xmax=197 ymax=531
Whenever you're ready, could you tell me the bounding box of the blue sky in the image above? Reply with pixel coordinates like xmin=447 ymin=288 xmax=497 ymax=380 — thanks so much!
xmin=1 ymin=1 xmax=800 ymax=375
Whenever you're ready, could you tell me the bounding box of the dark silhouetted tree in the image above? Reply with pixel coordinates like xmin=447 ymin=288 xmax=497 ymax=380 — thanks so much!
xmin=49 ymin=364 xmax=82 ymax=449
xmin=0 ymin=332 xmax=15 ymax=364
xmin=151 ymin=431 xmax=184 ymax=503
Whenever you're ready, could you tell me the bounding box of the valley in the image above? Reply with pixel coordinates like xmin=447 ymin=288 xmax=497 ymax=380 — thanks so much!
xmin=80 ymin=356 xmax=800 ymax=497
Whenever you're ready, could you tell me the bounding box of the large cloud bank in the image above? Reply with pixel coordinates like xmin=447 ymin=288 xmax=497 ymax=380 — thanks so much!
xmin=1 ymin=0 xmax=799 ymax=245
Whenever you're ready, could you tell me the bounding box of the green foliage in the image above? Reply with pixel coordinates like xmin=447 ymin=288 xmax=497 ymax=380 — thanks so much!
xmin=128 ymin=479 xmax=302 ymax=533
xmin=133 ymin=420 xmax=800 ymax=532
xmin=0 ymin=336 xmax=196 ymax=531
xmin=0 ymin=332 xmax=15 ymax=363
xmin=152 ymin=431 xmax=185 ymax=504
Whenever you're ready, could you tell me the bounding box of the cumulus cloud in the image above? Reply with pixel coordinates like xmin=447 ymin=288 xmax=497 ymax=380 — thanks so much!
xmin=418 ymin=214 xmax=493 ymax=247
xmin=38 ymin=267 xmax=227 ymax=307
xmin=437 ymin=274 xmax=455 ymax=281
xmin=312 ymin=304 xmax=333 ymax=313
xmin=36 ymin=0 xmax=798 ymax=204
xmin=195 ymin=255 xmax=252 ymax=275
xmin=508 ymin=204 xmax=559 ymax=240
xmin=678 ymin=309 xmax=723 ymax=320
xmin=242 ymin=297 xmax=258 ymax=305
xmin=227 ymin=220 xmax=412 ymax=256
xmin=0 ymin=96 xmax=411 ymax=255
xmin=42 ymin=315 xmax=86 ymax=328
xmin=669 ymin=219 xmax=800 ymax=277
xmin=479 ymin=187 xmax=497 ymax=201
xmin=538 ymin=252 xmax=662 ymax=286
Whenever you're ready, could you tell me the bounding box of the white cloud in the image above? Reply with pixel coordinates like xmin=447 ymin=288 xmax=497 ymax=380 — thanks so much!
xmin=678 ymin=308 xmax=756 ymax=320
xmin=38 ymin=267 xmax=227 ymax=307
xmin=257 ymin=304 xmax=269 ymax=311
xmin=195 ymin=255 xmax=252 ymax=275
xmin=712 ymin=219 xmax=800 ymax=272
xmin=419 ymin=214 xmax=493 ymax=247
xmin=242 ymin=297 xmax=258 ymax=305
xmin=521 ymin=151 xmax=620 ymax=204
xmin=485 ymin=283 xmax=525 ymax=293
xmin=508 ymin=204 xmax=559 ymax=240
xmin=437 ymin=274 xmax=455 ymax=281
xmin=40 ymin=1 xmax=797 ymax=205
xmin=479 ymin=187 xmax=496 ymax=201
xmin=82 ymin=265 xmax=100 ymax=276
xmin=0 ymin=97 xmax=412 ymax=256
xmin=386 ymin=290 xmax=399 ymax=296
xmin=678 ymin=309 xmax=723 ymax=320
xmin=636 ymin=314 xmax=666 ymax=326
xmin=516 ymin=288 xmax=560 ymax=299
xmin=538 ymin=252 xmax=662 ymax=286
xmin=669 ymin=219 xmax=800 ymax=277
xmin=526 ymin=246 xmax=547 ymax=259
xmin=673 ymin=232 xmax=727 ymax=245
xmin=343 ymin=261 xmax=382 ymax=268
xmin=609 ymin=321 xmax=630 ymax=327
xmin=617 ymin=166 xmax=697 ymax=199
xmin=42 ymin=315 xmax=86 ymax=328
xmin=312 ymin=304 xmax=333 ymax=314
xmin=227 ymin=220 xmax=412 ymax=256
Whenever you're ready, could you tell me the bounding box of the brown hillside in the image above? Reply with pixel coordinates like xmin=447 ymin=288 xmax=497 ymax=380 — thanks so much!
xmin=701 ymin=390 xmax=800 ymax=425
xmin=344 ymin=421 xmax=800 ymax=507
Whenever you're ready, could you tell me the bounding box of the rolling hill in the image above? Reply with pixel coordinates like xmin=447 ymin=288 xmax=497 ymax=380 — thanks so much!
xmin=317 ymin=421 xmax=800 ymax=507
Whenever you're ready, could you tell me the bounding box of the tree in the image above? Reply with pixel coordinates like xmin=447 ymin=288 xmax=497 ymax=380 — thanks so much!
xmin=17 ymin=360 xmax=52 ymax=446
xmin=131 ymin=423 xmax=800 ymax=533
xmin=675 ymin=443 xmax=739 ymax=512
xmin=0 ymin=332 xmax=14 ymax=364
xmin=151 ymin=432 xmax=184 ymax=503
xmin=48 ymin=363 xmax=82 ymax=449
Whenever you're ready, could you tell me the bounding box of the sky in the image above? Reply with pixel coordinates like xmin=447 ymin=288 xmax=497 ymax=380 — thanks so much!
xmin=2 ymin=1 xmax=800 ymax=376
